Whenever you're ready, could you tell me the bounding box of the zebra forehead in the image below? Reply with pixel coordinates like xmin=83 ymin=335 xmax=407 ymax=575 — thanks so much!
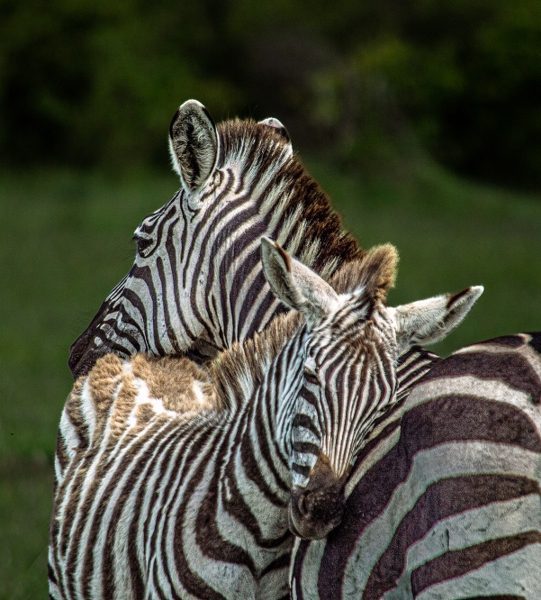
xmin=313 ymin=309 xmax=395 ymax=348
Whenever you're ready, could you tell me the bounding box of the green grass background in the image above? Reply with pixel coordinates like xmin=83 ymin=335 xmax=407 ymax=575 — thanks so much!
xmin=1 ymin=164 xmax=540 ymax=597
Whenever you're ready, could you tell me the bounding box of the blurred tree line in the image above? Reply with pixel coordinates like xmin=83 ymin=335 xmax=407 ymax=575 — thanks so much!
xmin=1 ymin=0 xmax=540 ymax=188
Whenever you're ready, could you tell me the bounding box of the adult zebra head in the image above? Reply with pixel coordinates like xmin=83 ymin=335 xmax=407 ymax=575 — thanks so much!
xmin=261 ymin=239 xmax=484 ymax=539
xmin=69 ymin=100 xmax=361 ymax=378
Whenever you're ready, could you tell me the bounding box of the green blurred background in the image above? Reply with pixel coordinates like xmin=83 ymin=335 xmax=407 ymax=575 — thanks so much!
xmin=1 ymin=1 xmax=540 ymax=596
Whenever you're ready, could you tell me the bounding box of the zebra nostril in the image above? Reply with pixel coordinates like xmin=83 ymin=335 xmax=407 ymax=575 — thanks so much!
xmin=300 ymin=488 xmax=345 ymax=521
xmin=297 ymin=493 xmax=309 ymax=518
xmin=289 ymin=485 xmax=346 ymax=539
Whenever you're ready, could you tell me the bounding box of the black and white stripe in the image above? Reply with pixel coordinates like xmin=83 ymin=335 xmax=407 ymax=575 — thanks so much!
xmin=57 ymin=100 xmax=523 ymax=597
xmin=290 ymin=332 xmax=541 ymax=598
xmin=52 ymin=241 xmax=442 ymax=599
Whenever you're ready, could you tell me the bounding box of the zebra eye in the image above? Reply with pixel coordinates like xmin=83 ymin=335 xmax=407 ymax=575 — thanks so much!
xmin=305 ymin=355 xmax=317 ymax=374
xmin=132 ymin=233 xmax=154 ymax=257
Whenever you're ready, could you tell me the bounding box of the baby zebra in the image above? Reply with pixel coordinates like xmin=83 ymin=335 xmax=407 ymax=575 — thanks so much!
xmin=49 ymin=239 xmax=482 ymax=599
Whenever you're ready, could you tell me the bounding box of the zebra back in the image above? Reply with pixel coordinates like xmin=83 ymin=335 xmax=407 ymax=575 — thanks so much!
xmin=290 ymin=332 xmax=541 ymax=598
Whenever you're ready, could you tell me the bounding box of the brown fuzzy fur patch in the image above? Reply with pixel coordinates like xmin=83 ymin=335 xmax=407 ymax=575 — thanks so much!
xmin=110 ymin=374 xmax=138 ymax=438
xmin=87 ymin=354 xmax=124 ymax=438
xmin=330 ymin=244 xmax=398 ymax=301
xmin=131 ymin=354 xmax=219 ymax=413
xmin=88 ymin=354 xmax=124 ymax=413
xmin=359 ymin=244 xmax=398 ymax=301
xmin=70 ymin=353 xmax=220 ymax=444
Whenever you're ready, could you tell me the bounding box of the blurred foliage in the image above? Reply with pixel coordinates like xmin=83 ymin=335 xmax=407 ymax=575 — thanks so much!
xmin=1 ymin=0 xmax=541 ymax=186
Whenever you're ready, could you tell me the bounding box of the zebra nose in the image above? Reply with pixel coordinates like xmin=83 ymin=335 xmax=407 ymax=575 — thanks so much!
xmin=289 ymin=485 xmax=345 ymax=540
xmin=288 ymin=455 xmax=346 ymax=539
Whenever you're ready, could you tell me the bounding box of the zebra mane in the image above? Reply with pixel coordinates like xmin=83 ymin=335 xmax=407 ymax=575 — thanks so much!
xmin=329 ymin=244 xmax=398 ymax=301
xmin=208 ymin=252 xmax=391 ymax=407
xmin=218 ymin=119 xmax=364 ymax=277
xmin=209 ymin=310 xmax=302 ymax=408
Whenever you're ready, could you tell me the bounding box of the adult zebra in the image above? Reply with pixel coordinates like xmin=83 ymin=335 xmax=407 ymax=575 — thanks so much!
xmin=49 ymin=240 xmax=482 ymax=599
xmin=290 ymin=331 xmax=541 ymax=598
xmin=68 ymin=100 xmax=362 ymax=379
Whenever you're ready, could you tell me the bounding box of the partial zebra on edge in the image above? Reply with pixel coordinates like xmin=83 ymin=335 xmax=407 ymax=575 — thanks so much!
xmin=290 ymin=331 xmax=541 ymax=599
xmin=49 ymin=240 xmax=483 ymax=599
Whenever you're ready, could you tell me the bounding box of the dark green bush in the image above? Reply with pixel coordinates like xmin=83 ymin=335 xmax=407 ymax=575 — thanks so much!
xmin=1 ymin=0 xmax=540 ymax=187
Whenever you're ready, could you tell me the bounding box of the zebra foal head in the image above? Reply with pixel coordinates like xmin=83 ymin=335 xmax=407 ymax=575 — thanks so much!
xmin=69 ymin=100 xmax=360 ymax=378
xmin=261 ymin=239 xmax=484 ymax=539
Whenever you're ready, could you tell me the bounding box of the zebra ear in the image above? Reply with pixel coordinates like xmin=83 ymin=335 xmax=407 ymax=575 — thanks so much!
xmin=260 ymin=237 xmax=339 ymax=325
xmin=258 ymin=118 xmax=292 ymax=158
xmin=393 ymin=285 xmax=484 ymax=350
xmin=258 ymin=117 xmax=291 ymax=144
xmin=169 ymin=100 xmax=219 ymax=192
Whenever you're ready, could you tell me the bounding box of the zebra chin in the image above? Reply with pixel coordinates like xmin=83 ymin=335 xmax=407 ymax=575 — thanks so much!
xmin=288 ymin=485 xmax=345 ymax=540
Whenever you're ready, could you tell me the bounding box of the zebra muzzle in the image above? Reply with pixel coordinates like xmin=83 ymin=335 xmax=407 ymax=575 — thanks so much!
xmin=288 ymin=484 xmax=345 ymax=539
xmin=288 ymin=456 xmax=346 ymax=539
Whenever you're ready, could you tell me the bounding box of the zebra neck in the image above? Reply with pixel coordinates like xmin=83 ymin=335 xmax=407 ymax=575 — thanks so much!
xmin=206 ymin=273 xmax=285 ymax=354
xmin=209 ymin=311 xmax=302 ymax=408
xmin=208 ymin=307 xmax=309 ymax=477
xmin=214 ymin=329 xmax=308 ymax=545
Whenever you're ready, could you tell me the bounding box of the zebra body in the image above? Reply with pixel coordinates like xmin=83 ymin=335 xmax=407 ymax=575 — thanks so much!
xmin=50 ymin=240 xmax=482 ymax=598
xmin=51 ymin=345 xmax=299 ymax=599
xmin=290 ymin=332 xmax=541 ymax=598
